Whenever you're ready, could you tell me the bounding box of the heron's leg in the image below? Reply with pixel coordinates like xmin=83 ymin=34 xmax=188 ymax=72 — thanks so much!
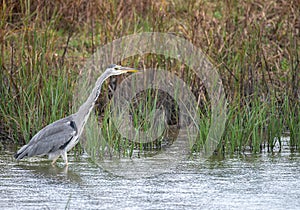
xmin=51 ymin=156 xmax=59 ymax=166
xmin=61 ymin=152 xmax=68 ymax=166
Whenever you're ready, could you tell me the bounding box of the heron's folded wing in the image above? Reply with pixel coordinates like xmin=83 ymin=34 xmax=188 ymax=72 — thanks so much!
xmin=23 ymin=116 xmax=78 ymax=157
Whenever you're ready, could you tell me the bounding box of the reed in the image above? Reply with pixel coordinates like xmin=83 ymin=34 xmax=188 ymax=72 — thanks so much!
xmin=1 ymin=0 xmax=299 ymax=155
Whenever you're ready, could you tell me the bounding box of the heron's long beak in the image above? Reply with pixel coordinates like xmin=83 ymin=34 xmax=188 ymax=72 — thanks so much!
xmin=120 ymin=67 xmax=138 ymax=73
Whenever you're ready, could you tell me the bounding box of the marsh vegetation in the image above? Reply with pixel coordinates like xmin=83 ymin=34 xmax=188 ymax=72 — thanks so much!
xmin=0 ymin=0 xmax=299 ymax=155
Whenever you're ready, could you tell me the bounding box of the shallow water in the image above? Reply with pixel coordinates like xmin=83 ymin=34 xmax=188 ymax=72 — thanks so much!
xmin=1 ymin=139 xmax=300 ymax=210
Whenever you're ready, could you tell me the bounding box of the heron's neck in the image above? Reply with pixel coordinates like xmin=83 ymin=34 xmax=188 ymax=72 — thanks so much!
xmin=75 ymin=71 xmax=111 ymax=129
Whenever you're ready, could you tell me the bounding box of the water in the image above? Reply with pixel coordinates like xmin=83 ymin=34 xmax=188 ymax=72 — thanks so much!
xmin=1 ymin=140 xmax=300 ymax=210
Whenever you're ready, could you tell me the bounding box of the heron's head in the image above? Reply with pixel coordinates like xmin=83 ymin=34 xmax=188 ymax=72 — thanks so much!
xmin=105 ymin=64 xmax=138 ymax=76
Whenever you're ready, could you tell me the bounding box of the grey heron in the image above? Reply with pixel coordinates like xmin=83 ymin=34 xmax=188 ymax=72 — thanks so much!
xmin=14 ymin=64 xmax=138 ymax=165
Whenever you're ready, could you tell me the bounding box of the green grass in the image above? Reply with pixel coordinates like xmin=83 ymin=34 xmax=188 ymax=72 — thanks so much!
xmin=1 ymin=25 xmax=74 ymax=143
xmin=0 ymin=0 xmax=299 ymax=156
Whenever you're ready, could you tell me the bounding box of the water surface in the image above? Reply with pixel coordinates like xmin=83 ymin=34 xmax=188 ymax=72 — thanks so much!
xmin=1 ymin=140 xmax=300 ymax=209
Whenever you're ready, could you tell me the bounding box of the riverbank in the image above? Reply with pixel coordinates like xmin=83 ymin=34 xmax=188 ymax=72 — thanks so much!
xmin=1 ymin=0 xmax=299 ymax=154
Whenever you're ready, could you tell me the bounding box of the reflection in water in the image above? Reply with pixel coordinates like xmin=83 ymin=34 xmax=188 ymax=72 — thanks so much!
xmin=16 ymin=163 xmax=82 ymax=183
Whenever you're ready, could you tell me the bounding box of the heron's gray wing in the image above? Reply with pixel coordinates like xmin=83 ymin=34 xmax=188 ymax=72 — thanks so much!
xmin=15 ymin=115 xmax=78 ymax=159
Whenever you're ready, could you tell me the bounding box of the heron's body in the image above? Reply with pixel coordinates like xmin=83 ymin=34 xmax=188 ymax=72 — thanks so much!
xmin=14 ymin=115 xmax=78 ymax=164
xmin=14 ymin=65 xmax=138 ymax=165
